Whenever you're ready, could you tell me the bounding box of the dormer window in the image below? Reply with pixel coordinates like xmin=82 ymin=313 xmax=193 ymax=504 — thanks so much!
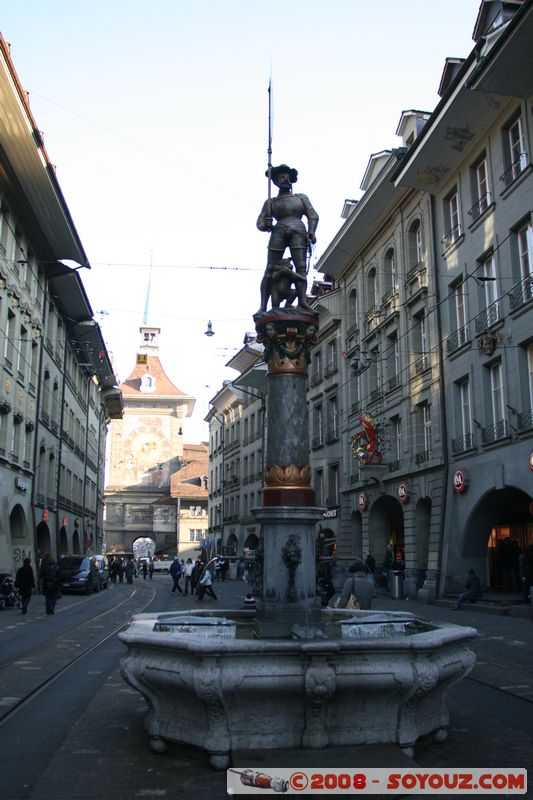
xmin=140 ymin=374 xmax=156 ymax=393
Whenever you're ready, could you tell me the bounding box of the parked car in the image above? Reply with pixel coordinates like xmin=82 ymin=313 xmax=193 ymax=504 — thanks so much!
xmin=58 ymin=555 xmax=109 ymax=594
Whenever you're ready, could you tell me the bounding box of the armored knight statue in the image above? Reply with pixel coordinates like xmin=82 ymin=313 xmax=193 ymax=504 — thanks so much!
xmin=256 ymin=164 xmax=318 ymax=314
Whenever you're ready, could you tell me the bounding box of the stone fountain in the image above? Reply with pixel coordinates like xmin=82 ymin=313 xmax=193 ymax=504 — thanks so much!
xmin=119 ymin=165 xmax=476 ymax=769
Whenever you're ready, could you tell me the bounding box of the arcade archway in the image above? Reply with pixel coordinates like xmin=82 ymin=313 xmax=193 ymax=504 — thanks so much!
xmin=462 ymin=486 xmax=533 ymax=591
xmin=349 ymin=511 xmax=362 ymax=559
xmin=368 ymin=495 xmax=404 ymax=565
xmin=36 ymin=521 xmax=51 ymax=556
xmin=133 ymin=537 xmax=155 ymax=559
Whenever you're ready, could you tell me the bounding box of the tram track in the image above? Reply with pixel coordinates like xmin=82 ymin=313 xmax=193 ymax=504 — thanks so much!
xmin=0 ymin=583 xmax=157 ymax=726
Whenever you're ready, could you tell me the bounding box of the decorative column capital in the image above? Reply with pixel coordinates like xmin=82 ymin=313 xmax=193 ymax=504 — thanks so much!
xmin=254 ymin=308 xmax=319 ymax=376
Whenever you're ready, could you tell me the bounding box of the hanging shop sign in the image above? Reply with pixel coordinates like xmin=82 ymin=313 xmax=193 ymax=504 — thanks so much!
xmin=42 ymin=508 xmax=49 ymax=523
xmin=358 ymin=492 xmax=368 ymax=512
xmin=452 ymin=468 xmax=469 ymax=494
xmin=398 ymin=482 xmax=410 ymax=504
xmin=323 ymin=508 xmax=338 ymax=519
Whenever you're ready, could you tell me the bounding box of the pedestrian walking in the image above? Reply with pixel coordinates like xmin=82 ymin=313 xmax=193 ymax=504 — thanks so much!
xmin=15 ymin=557 xmax=35 ymax=615
xmin=169 ymin=557 xmax=183 ymax=594
xmin=148 ymin=560 xmax=154 ymax=580
xmin=125 ymin=559 xmax=135 ymax=584
xmin=196 ymin=565 xmax=217 ymax=601
xmin=43 ymin=558 xmax=61 ymax=615
xmin=382 ymin=544 xmax=394 ymax=592
xmin=183 ymin=558 xmax=194 ymax=594
xmin=142 ymin=560 xmax=148 ymax=580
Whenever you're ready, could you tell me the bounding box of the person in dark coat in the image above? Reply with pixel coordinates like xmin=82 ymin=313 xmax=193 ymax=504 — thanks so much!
xmin=453 ymin=568 xmax=482 ymax=609
xmin=336 ymin=562 xmax=373 ymax=610
xmin=44 ymin=558 xmax=61 ymax=615
xmin=15 ymin=557 xmax=35 ymax=615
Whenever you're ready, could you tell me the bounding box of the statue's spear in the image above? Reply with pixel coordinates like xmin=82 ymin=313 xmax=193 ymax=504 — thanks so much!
xmin=267 ymin=77 xmax=273 ymax=221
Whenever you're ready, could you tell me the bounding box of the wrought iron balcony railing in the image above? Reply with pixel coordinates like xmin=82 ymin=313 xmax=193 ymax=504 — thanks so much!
xmin=481 ymin=419 xmax=508 ymax=444
xmin=467 ymin=192 xmax=491 ymax=221
xmin=446 ymin=325 xmax=469 ymax=354
xmin=509 ymin=274 xmax=533 ymax=311
xmin=500 ymin=152 xmax=528 ymax=188
xmin=451 ymin=432 xmax=474 ymax=455
xmin=474 ymin=301 xmax=501 ymax=334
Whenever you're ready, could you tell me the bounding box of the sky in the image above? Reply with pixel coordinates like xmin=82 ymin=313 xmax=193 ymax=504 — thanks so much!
xmin=2 ymin=0 xmax=482 ymax=441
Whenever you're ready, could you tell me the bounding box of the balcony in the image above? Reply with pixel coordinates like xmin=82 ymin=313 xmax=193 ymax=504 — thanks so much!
xmin=324 ymin=358 xmax=338 ymax=378
xmin=325 ymin=426 xmax=339 ymax=444
xmin=310 ymin=370 xmax=322 ymax=387
xmin=415 ymin=450 xmax=431 ymax=465
xmin=441 ymin=224 xmax=462 ymax=250
xmin=413 ymin=354 xmax=430 ymax=375
xmin=387 ymin=375 xmax=400 ymax=392
xmin=451 ymin=433 xmax=474 ymax=455
xmin=509 ymin=274 xmax=533 ymax=311
xmin=446 ymin=326 xmax=469 ymax=355
xmin=517 ymin=408 xmax=533 ymax=432
xmin=405 ymin=261 xmax=425 ymax=284
xmin=346 ymin=323 xmax=358 ymax=339
xmin=481 ymin=419 xmax=508 ymax=444
xmin=500 ymin=152 xmax=528 ymax=188
xmin=370 ymin=387 xmax=383 ymax=403
xmin=474 ymin=301 xmax=501 ymax=334
xmin=467 ymin=192 xmax=492 ymax=222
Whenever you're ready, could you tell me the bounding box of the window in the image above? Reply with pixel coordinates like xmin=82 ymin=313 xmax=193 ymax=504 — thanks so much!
xmin=415 ymin=403 xmax=432 ymax=463
xmin=327 ymin=464 xmax=339 ymax=506
xmin=475 ymin=254 xmax=500 ymax=333
xmin=469 ymin=155 xmax=491 ymax=220
xmin=366 ymin=267 xmax=377 ymax=310
xmin=325 ymin=339 xmax=337 ymax=376
xmin=326 ymin=396 xmax=338 ymax=442
xmin=386 ymin=332 xmax=400 ymax=391
xmin=482 ymin=362 xmax=507 ymax=443
xmin=383 ymin=248 xmax=396 ymax=297
xmin=408 ymin=220 xmax=423 ymax=268
xmin=442 ymin=189 xmax=461 ymax=248
xmin=447 ymin=280 xmax=468 ymax=353
xmin=413 ymin=312 xmax=429 ymax=373
xmin=4 ymin=308 xmax=16 ymax=367
xmin=390 ymin=415 xmax=402 ymax=468
xmin=347 ymin=289 xmax=357 ymax=332
xmin=516 ymin=343 xmax=533 ymax=432
xmin=311 ymin=350 xmax=322 ymax=385
xmin=501 ymin=113 xmax=528 ymax=187
xmin=452 ymin=378 xmax=473 ymax=454
xmin=509 ymin=218 xmax=533 ymax=309
xmin=313 ymin=404 xmax=323 ymax=447
xmin=369 ymin=346 xmax=382 ymax=400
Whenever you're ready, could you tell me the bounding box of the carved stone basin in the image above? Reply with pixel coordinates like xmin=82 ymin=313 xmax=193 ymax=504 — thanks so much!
xmin=119 ymin=607 xmax=476 ymax=769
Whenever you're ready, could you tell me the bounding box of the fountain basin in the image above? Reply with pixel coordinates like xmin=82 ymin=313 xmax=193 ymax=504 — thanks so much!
xmin=119 ymin=608 xmax=476 ymax=769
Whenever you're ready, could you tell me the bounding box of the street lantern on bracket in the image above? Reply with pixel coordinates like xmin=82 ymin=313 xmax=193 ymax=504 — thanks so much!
xmin=204 ymin=321 xmax=215 ymax=337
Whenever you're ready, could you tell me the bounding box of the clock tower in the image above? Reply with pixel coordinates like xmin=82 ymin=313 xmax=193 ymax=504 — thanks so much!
xmin=104 ymin=324 xmax=195 ymax=556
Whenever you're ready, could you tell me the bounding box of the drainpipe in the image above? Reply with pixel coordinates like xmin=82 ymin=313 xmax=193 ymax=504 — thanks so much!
xmin=429 ymin=194 xmax=450 ymax=601
xmin=30 ymin=281 xmax=49 ymax=559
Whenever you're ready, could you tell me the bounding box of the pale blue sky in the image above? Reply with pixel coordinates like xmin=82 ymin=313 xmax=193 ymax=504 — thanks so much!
xmin=2 ymin=0 xmax=481 ymax=438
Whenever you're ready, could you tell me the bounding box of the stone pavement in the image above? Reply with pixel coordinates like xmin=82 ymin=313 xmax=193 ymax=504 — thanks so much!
xmin=22 ymin=580 xmax=533 ymax=800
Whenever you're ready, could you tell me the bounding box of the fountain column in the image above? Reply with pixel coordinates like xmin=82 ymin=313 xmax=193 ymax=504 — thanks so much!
xmin=252 ymin=307 xmax=323 ymax=637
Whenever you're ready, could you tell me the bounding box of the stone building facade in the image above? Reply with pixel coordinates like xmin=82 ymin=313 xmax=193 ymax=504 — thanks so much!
xmin=0 ymin=36 xmax=122 ymax=574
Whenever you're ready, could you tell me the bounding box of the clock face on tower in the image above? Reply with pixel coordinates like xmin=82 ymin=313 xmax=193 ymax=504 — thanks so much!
xmin=123 ymin=421 xmax=171 ymax=483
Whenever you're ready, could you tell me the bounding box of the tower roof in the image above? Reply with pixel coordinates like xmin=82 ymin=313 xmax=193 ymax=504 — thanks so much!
xmin=120 ymin=353 xmax=195 ymax=413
